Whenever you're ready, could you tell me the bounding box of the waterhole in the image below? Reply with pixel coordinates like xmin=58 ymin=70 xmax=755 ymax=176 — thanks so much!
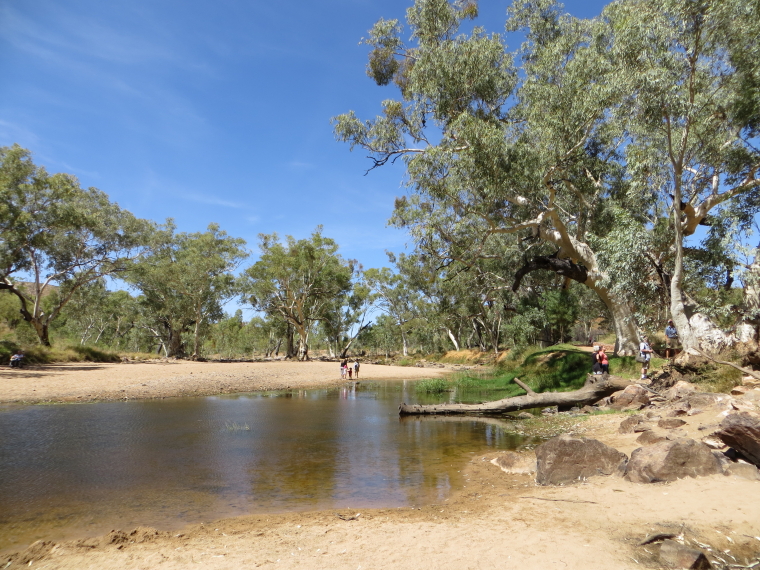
xmin=0 ymin=380 xmax=535 ymax=553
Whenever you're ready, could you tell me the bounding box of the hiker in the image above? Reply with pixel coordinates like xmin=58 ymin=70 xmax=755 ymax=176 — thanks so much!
xmin=354 ymin=360 xmax=360 ymax=379
xmin=597 ymin=346 xmax=609 ymax=375
xmin=664 ymin=319 xmax=679 ymax=359
xmin=9 ymin=350 xmax=24 ymax=368
xmin=639 ymin=336 xmax=653 ymax=379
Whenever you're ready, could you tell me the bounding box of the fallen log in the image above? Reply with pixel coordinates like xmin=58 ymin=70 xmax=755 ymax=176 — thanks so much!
xmin=398 ymin=374 xmax=633 ymax=416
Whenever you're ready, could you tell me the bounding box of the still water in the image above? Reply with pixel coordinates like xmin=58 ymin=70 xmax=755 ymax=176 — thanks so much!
xmin=0 ymin=380 xmax=533 ymax=552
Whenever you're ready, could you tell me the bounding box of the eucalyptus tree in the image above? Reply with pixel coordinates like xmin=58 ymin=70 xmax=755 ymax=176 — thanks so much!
xmin=364 ymin=265 xmax=421 ymax=356
xmin=334 ymin=0 xmax=645 ymax=354
xmin=0 ymin=144 xmax=153 ymax=346
xmin=334 ymin=0 xmax=760 ymax=356
xmin=243 ymin=228 xmax=355 ymax=360
xmin=319 ymin=273 xmax=375 ymax=358
xmin=606 ymin=0 xmax=760 ymax=356
xmin=127 ymin=223 xmax=248 ymax=358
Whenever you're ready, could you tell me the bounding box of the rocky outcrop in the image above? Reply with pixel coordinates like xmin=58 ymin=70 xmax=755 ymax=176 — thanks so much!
xmin=714 ymin=412 xmax=760 ymax=467
xmin=535 ymin=435 xmax=628 ymax=485
xmin=625 ymin=439 xmax=723 ymax=483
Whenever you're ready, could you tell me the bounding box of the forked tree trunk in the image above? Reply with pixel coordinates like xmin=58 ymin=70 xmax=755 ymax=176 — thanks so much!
xmin=398 ymin=375 xmax=632 ymax=416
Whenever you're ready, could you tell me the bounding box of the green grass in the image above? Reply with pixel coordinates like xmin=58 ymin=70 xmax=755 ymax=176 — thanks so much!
xmin=444 ymin=343 xmax=668 ymax=403
xmin=414 ymin=377 xmax=451 ymax=394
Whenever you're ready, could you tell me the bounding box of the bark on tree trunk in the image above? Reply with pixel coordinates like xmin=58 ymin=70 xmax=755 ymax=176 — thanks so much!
xmin=398 ymin=374 xmax=632 ymax=415
xmin=446 ymin=328 xmax=460 ymax=351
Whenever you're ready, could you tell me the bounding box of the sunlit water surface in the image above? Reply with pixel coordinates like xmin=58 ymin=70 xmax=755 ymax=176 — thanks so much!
xmin=0 ymin=380 xmax=535 ymax=552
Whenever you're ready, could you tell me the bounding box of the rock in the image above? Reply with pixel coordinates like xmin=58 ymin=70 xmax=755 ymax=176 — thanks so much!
xmin=687 ymin=392 xmax=724 ymax=408
xmin=701 ymin=436 xmax=725 ymax=450
xmin=625 ymin=438 xmax=723 ymax=483
xmin=535 ymin=435 xmax=628 ymax=485
xmin=742 ymin=376 xmax=760 ymax=388
xmin=659 ymin=418 xmax=687 ymax=429
xmin=725 ymin=461 xmax=760 ymax=481
xmin=714 ymin=412 xmax=760 ymax=466
xmin=659 ymin=539 xmax=713 ymax=569
xmin=609 ymin=385 xmax=650 ymax=410
xmin=732 ymin=386 xmax=749 ymax=396
xmin=637 ymin=430 xmax=668 ymax=445
xmin=541 ymin=406 xmax=558 ymax=415
xmin=645 ymin=411 xmax=662 ymax=421
xmin=619 ymin=414 xmax=646 ymax=434
xmin=581 ymin=405 xmax=597 ymax=414
xmin=743 ymin=389 xmax=760 ymax=402
xmin=634 ymin=422 xmax=656 ymax=433
xmin=491 ymin=451 xmax=537 ymax=475
xmin=687 ymin=408 xmax=703 ymax=416
xmin=667 ymin=429 xmax=689 ymax=439
xmin=730 ymin=398 xmax=757 ymax=412
xmin=668 ymin=404 xmax=690 ymax=417
xmin=517 ymin=412 xmax=533 ymax=420
xmin=666 ymin=381 xmax=697 ymax=401
xmin=711 ymin=450 xmax=732 ymax=473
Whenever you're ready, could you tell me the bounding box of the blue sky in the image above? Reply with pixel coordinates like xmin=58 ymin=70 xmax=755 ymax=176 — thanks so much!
xmin=0 ymin=0 xmax=610 ymax=277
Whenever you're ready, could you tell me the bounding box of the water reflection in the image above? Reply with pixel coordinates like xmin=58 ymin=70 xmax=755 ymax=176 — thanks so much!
xmin=0 ymin=381 xmax=535 ymax=553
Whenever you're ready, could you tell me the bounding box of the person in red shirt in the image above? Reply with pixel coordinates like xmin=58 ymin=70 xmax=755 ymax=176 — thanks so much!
xmin=597 ymin=347 xmax=609 ymax=374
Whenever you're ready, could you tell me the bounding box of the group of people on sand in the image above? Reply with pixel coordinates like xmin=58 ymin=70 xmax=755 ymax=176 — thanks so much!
xmin=592 ymin=319 xmax=680 ymax=380
xmin=340 ymin=359 xmax=360 ymax=380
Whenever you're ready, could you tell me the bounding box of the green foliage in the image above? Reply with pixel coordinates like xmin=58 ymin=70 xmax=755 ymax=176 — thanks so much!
xmin=335 ymin=0 xmax=760 ymax=356
xmin=0 ymin=145 xmax=155 ymax=346
xmin=127 ymin=222 xmax=248 ymax=358
xmin=243 ymin=227 xmax=354 ymax=360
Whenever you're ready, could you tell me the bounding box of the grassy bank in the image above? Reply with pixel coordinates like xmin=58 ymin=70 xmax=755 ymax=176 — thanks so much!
xmin=416 ymin=344 xmax=667 ymax=398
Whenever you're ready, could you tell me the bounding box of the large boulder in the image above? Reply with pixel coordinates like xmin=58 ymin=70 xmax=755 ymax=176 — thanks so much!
xmin=609 ymin=385 xmax=650 ymax=410
xmin=714 ymin=412 xmax=760 ymax=467
xmin=625 ymin=438 xmax=723 ymax=483
xmin=535 ymin=435 xmax=628 ymax=486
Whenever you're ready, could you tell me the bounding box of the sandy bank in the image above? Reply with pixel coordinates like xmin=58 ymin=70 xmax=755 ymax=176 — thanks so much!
xmin=0 ymin=360 xmax=447 ymax=404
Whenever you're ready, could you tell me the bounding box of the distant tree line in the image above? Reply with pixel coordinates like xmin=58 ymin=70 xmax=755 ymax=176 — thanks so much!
xmin=3 ymin=0 xmax=760 ymax=362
